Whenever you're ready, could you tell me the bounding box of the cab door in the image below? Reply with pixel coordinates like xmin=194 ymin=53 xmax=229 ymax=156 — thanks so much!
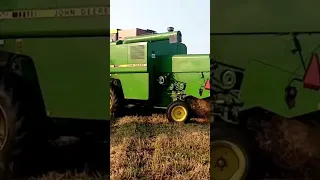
xmin=118 ymin=43 xmax=149 ymax=100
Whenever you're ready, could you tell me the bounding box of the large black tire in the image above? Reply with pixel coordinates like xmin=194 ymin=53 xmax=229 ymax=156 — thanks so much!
xmin=0 ymin=84 xmax=25 ymax=179
xmin=110 ymin=86 xmax=123 ymax=119
xmin=166 ymin=101 xmax=190 ymax=123
xmin=211 ymin=123 xmax=261 ymax=180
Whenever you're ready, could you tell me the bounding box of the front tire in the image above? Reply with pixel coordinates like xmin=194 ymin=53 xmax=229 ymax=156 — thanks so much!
xmin=211 ymin=124 xmax=260 ymax=180
xmin=166 ymin=101 xmax=190 ymax=123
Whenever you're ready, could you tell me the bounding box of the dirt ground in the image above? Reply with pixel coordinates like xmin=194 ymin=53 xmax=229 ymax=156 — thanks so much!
xmin=110 ymin=113 xmax=210 ymax=180
xmin=246 ymin=113 xmax=320 ymax=180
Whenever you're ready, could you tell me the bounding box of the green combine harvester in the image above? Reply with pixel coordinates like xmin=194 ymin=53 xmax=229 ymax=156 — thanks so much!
xmin=0 ymin=0 xmax=109 ymax=178
xmin=212 ymin=1 xmax=320 ymax=179
xmin=110 ymin=27 xmax=210 ymax=123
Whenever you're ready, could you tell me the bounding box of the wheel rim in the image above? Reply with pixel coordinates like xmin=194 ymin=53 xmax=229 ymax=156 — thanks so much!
xmin=0 ymin=105 xmax=8 ymax=151
xmin=211 ymin=140 xmax=246 ymax=180
xmin=170 ymin=105 xmax=187 ymax=122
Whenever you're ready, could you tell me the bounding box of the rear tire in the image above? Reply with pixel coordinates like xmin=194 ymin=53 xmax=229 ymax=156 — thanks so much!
xmin=110 ymin=86 xmax=123 ymax=119
xmin=0 ymin=83 xmax=25 ymax=179
xmin=211 ymin=123 xmax=261 ymax=180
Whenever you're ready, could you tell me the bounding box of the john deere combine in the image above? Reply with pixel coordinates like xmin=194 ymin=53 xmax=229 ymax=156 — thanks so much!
xmin=0 ymin=0 xmax=109 ymax=178
xmin=110 ymin=27 xmax=210 ymax=122
xmin=212 ymin=1 xmax=320 ymax=179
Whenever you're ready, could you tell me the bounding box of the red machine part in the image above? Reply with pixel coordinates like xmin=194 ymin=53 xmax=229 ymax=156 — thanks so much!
xmin=303 ymin=53 xmax=320 ymax=90
xmin=205 ymin=79 xmax=210 ymax=90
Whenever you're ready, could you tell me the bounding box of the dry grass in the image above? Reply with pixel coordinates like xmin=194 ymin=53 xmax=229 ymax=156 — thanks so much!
xmin=110 ymin=114 xmax=210 ymax=180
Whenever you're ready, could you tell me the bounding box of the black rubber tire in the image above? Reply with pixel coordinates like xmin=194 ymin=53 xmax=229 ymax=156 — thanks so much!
xmin=166 ymin=101 xmax=190 ymax=123
xmin=211 ymin=123 xmax=261 ymax=180
xmin=110 ymin=86 xmax=123 ymax=119
xmin=0 ymin=84 xmax=25 ymax=179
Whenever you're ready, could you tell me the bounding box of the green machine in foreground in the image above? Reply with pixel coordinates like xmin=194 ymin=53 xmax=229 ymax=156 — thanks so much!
xmin=110 ymin=28 xmax=210 ymax=123
xmin=212 ymin=1 xmax=320 ymax=179
xmin=0 ymin=0 xmax=109 ymax=178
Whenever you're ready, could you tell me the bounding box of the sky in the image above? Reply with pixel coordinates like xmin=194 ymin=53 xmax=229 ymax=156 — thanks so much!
xmin=110 ymin=0 xmax=210 ymax=54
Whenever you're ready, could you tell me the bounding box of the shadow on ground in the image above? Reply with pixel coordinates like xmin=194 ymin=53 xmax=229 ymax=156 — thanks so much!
xmin=10 ymin=135 xmax=110 ymax=180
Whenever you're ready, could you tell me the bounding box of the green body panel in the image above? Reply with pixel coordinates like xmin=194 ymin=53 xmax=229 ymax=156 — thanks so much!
xmin=116 ymin=73 xmax=149 ymax=100
xmin=211 ymin=0 xmax=320 ymax=33
xmin=111 ymin=30 xmax=210 ymax=108
xmin=171 ymin=55 xmax=210 ymax=72
xmin=171 ymin=55 xmax=210 ymax=100
xmin=212 ymin=0 xmax=320 ymax=119
xmin=110 ymin=42 xmax=149 ymax=100
xmin=110 ymin=44 xmax=128 ymax=65
xmin=0 ymin=1 xmax=109 ymax=38
xmin=0 ymin=0 xmax=110 ymax=120
xmin=152 ymin=54 xmax=210 ymax=107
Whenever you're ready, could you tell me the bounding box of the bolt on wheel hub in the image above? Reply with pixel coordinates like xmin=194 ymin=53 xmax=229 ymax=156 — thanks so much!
xmin=216 ymin=157 xmax=227 ymax=169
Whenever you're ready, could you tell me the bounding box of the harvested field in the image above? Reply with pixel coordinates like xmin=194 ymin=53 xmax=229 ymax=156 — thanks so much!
xmin=110 ymin=110 xmax=210 ymax=180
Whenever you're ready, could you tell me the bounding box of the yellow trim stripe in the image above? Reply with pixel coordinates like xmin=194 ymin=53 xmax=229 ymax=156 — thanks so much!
xmin=0 ymin=7 xmax=109 ymax=20
xmin=110 ymin=63 xmax=147 ymax=68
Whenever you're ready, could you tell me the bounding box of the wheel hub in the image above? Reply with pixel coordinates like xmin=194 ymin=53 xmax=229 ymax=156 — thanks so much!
xmin=211 ymin=141 xmax=246 ymax=180
xmin=216 ymin=157 xmax=227 ymax=169
xmin=171 ymin=106 xmax=187 ymax=121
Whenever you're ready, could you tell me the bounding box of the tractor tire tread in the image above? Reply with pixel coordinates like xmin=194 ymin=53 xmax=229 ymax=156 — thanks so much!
xmin=110 ymin=86 xmax=123 ymax=119
xmin=0 ymin=84 xmax=25 ymax=179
